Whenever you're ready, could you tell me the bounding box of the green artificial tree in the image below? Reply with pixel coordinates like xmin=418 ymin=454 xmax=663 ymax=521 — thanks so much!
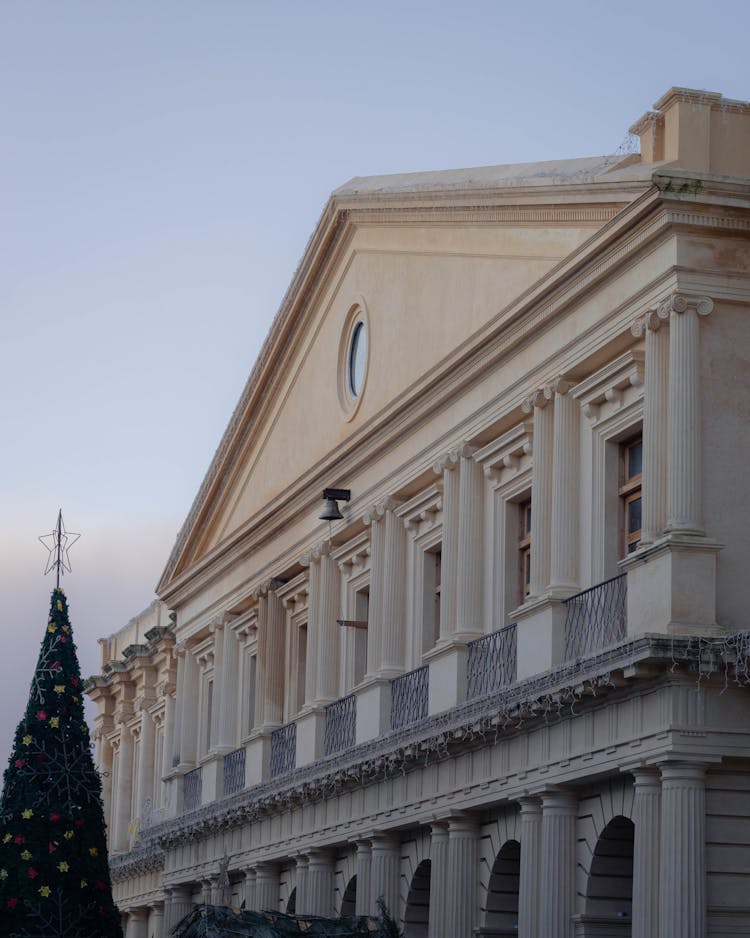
xmin=0 ymin=587 xmax=123 ymax=938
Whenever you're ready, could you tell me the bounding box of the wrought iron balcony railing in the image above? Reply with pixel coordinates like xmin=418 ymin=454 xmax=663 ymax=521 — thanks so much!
xmin=324 ymin=693 xmax=356 ymax=756
xmin=466 ymin=623 xmax=517 ymax=699
xmin=223 ymin=746 xmax=246 ymax=796
xmin=564 ymin=573 xmax=627 ymax=661
xmin=270 ymin=721 xmax=297 ymax=778
xmin=183 ymin=766 xmax=202 ymax=813
xmin=390 ymin=665 xmax=429 ymax=731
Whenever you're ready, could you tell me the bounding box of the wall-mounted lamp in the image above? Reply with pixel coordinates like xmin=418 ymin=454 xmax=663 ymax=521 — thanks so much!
xmin=319 ymin=487 xmax=351 ymax=521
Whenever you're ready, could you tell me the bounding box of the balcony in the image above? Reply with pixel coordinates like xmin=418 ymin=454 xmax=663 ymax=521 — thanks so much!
xmin=466 ymin=623 xmax=517 ymax=699
xmin=270 ymin=721 xmax=297 ymax=778
xmin=564 ymin=573 xmax=627 ymax=661
xmin=183 ymin=766 xmax=202 ymax=812
xmin=390 ymin=665 xmax=429 ymax=730
xmin=222 ymin=746 xmax=246 ymax=796
xmin=324 ymin=693 xmax=356 ymax=756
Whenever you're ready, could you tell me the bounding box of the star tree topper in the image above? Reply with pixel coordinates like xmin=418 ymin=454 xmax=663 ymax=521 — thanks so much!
xmin=39 ymin=510 xmax=80 ymax=588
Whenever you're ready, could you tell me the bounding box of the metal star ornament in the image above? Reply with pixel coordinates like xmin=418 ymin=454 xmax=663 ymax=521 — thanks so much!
xmin=39 ymin=510 xmax=80 ymax=588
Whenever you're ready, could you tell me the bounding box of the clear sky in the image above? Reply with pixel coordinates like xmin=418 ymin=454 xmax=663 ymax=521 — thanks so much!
xmin=1 ymin=0 xmax=748 ymax=767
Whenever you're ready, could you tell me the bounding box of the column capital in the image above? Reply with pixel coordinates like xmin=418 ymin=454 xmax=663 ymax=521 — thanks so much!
xmin=540 ymin=787 xmax=578 ymax=811
xmin=449 ymin=442 xmax=478 ymax=461
xmin=632 ymin=307 xmax=668 ymax=336
xmin=658 ymin=292 xmax=713 ymax=319
xmin=521 ymin=387 xmax=548 ymax=412
xmin=659 ymin=760 xmax=709 ymax=783
xmin=518 ymin=795 xmax=543 ymax=815
xmin=544 ymin=376 xmax=576 ymax=398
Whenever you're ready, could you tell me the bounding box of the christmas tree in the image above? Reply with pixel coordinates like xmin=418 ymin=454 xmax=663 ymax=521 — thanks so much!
xmin=0 ymin=587 xmax=123 ymax=938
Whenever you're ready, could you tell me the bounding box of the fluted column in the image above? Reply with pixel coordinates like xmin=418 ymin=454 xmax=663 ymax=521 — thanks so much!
xmin=540 ymin=790 xmax=577 ymax=938
xmin=365 ymin=509 xmax=385 ymax=676
xmin=294 ymin=855 xmax=310 ymax=914
xmin=172 ymin=650 xmax=185 ymax=766
xmin=126 ymin=907 xmax=148 ymax=938
xmin=179 ymin=648 xmax=199 ymax=766
xmin=113 ymin=721 xmax=134 ymax=852
xmin=209 ymin=623 xmax=225 ymax=749
xmin=256 ymin=863 xmax=280 ymax=912
xmin=162 ymin=694 xmax=175 ymax=779
xmin=549 ymin=380 xmax=579 ymax=591
xmin=218 ymin=623 xmax=240 ymax=747
xmin=355 ymin=841 xmax=372 ymax=916
xmin=169 ymin=884 xmax=194 ymax=930
xmin=632 ymin=768 xmax=661 ymax=938
xmin=148 ymin=902 xmax=165 ymax=938
xmin=518 ymin=798 xmax=542 ymax=938
xmin=308 ymin=849 xmax=335 ymax=918
xmin=370 ymin=833 xmax=400 ymax=918
xmin=243 ymin=867 xmax=257 ymax=912
xmin=523 ymin=390 xmax=554 ymax=596
xmin=437 ymin=455 xmax=459 ymax=640
xmin=315 ymin=548 xmax=341 ymax=702
xmin=380 ymin=502 xmax=406 ymax=672
xmin=263 ymin=591 xmax=285 ymax=727
xmin=633 ymin=309 xmax=669 ymax=543
xmin=445 ymin=815 xmax=478 ymax=937
xmin=665 ymin=294 xmax=713 ymax=534
xmin=136 ymin=708 xmax=155 ymax=819
xmin=428 ymin=822 xmax=449 ymax=938
xmin=304 ymin=558 xmax=320 ymax=707
xmin=455 ymin=447 xmax=483 ymax=635
xmin=659 ymin=762 xmax=706 ymax=938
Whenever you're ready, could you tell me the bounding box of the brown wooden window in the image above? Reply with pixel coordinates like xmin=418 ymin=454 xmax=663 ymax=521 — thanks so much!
xmin=519 ymin=499 xmax=532 ymax=598
xmin=619 ymin=436 xmax=642 ymax=555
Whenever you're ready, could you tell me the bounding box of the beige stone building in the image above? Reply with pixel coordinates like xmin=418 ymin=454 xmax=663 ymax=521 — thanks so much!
xmin=87 ymin=88 xmax=750 ymax=938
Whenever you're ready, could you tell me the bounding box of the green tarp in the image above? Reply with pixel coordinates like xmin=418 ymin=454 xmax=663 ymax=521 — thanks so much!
xmin=171 ymin=906 xmax=401 ymax=938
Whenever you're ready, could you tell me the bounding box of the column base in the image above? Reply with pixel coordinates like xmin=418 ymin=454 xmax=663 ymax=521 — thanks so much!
xmin=512 ymin=594 xmax=569 ymax=679
xmin=355 ymin=677 xmax=391 ymax=744
xmin=622 ymin=533 xmax=723 ymax=636
xmin=296 ymin=707 xmax=325 ymax=766
xmin=424 ymin=638 xmax=472 ymax=714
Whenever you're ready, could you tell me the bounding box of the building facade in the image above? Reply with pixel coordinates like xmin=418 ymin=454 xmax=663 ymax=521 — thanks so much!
xmin=87 ymin=88 xmax=750 ymax=938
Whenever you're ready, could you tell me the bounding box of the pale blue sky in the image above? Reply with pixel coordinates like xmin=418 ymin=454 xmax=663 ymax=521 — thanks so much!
xmin=1 ymin=0 xmax=748 ymax=765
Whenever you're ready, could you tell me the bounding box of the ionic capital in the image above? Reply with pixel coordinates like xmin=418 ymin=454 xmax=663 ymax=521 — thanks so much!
xmin=448 ymin=442 xmax=478 ymax=462
xmin=658 ymin=292 xmax=713 ymax=319
xmin=544 ymin=376 xmax=576 ymax=399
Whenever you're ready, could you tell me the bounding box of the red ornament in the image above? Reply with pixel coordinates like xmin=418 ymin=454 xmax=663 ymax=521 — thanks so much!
xmin=7 ymin=897 xmax=18 ymax=909
xmin=14 ymin=834 xmax=25 ymax=845
xmin=70 ymin=677 xmax=79 ymax=686
xmin=74 ymin=819 xmax=85 ymax=828
xmin=35 ymin=710 xmax=47 ymax=721
xmin=51 ymin=661 xmax=62 ymax=671
xmin=49 ymin=842 xmax=57 ymax=853
xmin=59 ymin=635 xmax=67 ymax=643
xmin=14 ymin=758 xmax=26 ymax=769
xmin=28 ymin=867 xmax=38 ymax=879
xmin=49 ymin=812 xmax=61 ymax=822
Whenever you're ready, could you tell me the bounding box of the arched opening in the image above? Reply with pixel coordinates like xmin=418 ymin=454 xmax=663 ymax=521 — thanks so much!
xmin=584 ymin=815 xmax=634 ymax=935
xmin=403 ymin=859 xmax=431 ymax=937
xmin=340 ymin=875 xmax=357 ymax=917
xmin=286 ymin=886 xmax=296 ymax=914
xmin=482 ymin=839 xmax=520 ymax=936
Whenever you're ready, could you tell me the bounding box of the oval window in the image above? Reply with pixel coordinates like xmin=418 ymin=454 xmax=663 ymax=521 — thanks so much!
xmin=348 ymin=321 xmax=367 ymax=397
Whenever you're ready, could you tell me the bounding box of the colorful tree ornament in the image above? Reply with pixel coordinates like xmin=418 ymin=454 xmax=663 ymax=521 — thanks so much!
xmin=0 ymin=588 xmax=123 ymax=937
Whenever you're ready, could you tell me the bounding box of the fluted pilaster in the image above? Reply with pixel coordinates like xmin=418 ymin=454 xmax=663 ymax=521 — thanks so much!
xmin=437 ymin=454 xmax=459 ymax=640
xmin=148 ymin=903 xmax=164 ymax=938
xmin=304 ymin=559 xmax=320 ymax=706
xmin=218 ymin=623 xmax=240 ymax=746
xmin=172 ymin=650 xmax=185 ymax=766
xmin=659 ymin=762 xmax=706 ymax=938
xmin=455 ymin=448 xmax=483 ymax=635
xmin=518 ymin=798 xmax=542 ymax=938
xmin=295 ymin=855 xmax=309 ymax=914
xmin=256 ymin=863 xmax=280 ymax=912
xmin=365 ymin=511 xmax=385 ymax=676
xmin=243 ymin=868 xmax=257 ymax=912
xmin=355 ymin=841 xmax=372 ymax=916
xmin=370 ymin=833 xmax=400 ymax=918
xmin=549 ymin=380 xmax=579 ymax=590
xmin=136 ymin=708 xmax=155 ymax=819
xmin=380 ymin=504 xmax=406 ymax=672
xmin=162 ymin=694 xmax=174 ymax=780
xmin=263 ymin=591 xmax=285 ymax=727
xmin=632 ymin=768 xmax=661 ymax=938
xmin=113 ymin=722 xmax=134 ymax=852
xmin=179 ymin=648 xmax=199 ymax=765
xmin=524 ymin=391 xmax=554 ymax=596
xmin=307 ymin=849 xmax=335 ymax=918
xmin=169 ymin=884 xmax=193 ymax=931
xmin=665 ymin=294 xmax=713 ymax=534
xmin=540 ymin=790 xmax=577 ymax=938
xmin=316 ymin=548 xmax=341 ymax=701
xmin=446 ymin=815 xmax=478 ymax=937
xmin=633 ymin=310 xmax=669 ymax=542
xmin=428 ymin=822 xmax=449 ymax=938
xmin=209 ymin=623 xmax=225 ymax=747
xmin=126 ymin=907 xmax=148 ymax=938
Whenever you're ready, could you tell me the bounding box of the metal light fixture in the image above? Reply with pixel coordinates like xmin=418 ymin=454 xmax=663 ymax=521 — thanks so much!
xmin=319 ymin=487 xmax=351 ymax=521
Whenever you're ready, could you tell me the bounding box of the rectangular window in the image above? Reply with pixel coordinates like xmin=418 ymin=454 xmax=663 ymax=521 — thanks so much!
xmin=619 ymin=436 xmax=642 ymax=555
xmin=422 ymin=547 xmax=442 ymax=653
xmin=519 ymin=499 xmax=532 ymax=598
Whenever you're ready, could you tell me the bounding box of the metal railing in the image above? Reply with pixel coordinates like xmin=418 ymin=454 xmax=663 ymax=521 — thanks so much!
xmin=183 ymin=767 xmax=202 ymax=813
xmin=324 ymin=693 xmax=356 ymax=756
xmin=466 ymin=623 xmax=517 ymax=699
xmin=564 ymin=573 xmax=627 ymax=661
xmin=390 ymin=665 xmax=429 ymax=730
xmin=270 ymin=721 xmax=297 ymax=778
xmin=223 ymin=746 xmax=246 ymax=796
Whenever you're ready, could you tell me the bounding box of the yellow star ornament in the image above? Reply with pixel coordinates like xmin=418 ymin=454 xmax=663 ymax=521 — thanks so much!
xmin=39 ymin=885 xmax=51 ymax=898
